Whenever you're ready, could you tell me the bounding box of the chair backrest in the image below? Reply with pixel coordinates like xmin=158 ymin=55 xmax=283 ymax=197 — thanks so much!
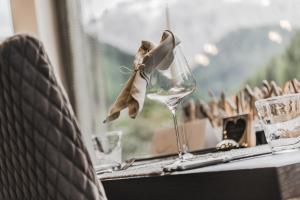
xmin=0 ymin=35 xmax=107 ymax=200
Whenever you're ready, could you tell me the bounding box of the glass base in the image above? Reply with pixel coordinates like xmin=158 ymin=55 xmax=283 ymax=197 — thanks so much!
xmin=163 ymin=153 xmax=194 ymax=172
xmin=179 ymin=152 xmax=194 ymax=160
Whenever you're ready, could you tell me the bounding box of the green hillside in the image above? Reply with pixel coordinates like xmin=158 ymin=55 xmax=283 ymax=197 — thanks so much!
xmin=247 ymin=31 xmax=300 ymax=86
xmin=89 ymin=37 xmax=134 ymax=106
xmin=94 ymin=25 xmax=294 ymax=103
xmin=192 ymin=26 xmax=293 ymax=99
xmin=98 ymin=42 xmax=134 ymax=104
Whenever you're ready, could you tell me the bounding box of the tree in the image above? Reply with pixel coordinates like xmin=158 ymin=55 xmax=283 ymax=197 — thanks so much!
xmin=248 ymin=31 xmax=300 ymax=86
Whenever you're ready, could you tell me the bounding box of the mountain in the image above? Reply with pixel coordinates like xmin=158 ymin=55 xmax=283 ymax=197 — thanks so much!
xmin=192 ymin=26 xmax=294 ymax=98
xmin=90 ymin=25 xmax=293 ymax=102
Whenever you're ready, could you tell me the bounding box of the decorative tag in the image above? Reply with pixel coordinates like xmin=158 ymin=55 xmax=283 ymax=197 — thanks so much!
xmin=222 ymin=114 xmax=256 ymax=147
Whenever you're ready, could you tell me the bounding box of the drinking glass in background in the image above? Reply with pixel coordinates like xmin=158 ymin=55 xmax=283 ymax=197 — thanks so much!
xmin=93 ymin=131 xmax=123 ymax=169
xmin=255 ymin=93 xmax=300 ymax=153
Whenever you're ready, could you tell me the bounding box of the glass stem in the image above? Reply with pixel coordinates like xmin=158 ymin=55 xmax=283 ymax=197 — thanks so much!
xmin=170 ymin=108 xmax=188 ymax=160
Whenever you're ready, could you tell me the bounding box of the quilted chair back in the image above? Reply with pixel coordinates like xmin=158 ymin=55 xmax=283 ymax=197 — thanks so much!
xmin=0 ymin=35 xmax=107 ymax=200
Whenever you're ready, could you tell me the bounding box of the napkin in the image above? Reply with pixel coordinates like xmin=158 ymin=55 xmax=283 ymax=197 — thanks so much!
xmin=104 ymin=30 xmax=180 ymax=123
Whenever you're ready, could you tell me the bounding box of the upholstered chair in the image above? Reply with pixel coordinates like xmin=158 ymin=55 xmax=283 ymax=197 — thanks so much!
xmin=0 ymin=35 xmax=107 ymax=200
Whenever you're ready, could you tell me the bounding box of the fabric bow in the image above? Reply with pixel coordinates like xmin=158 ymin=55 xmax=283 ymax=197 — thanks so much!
xmin=104 ymin=30 xmax=180 ymax=123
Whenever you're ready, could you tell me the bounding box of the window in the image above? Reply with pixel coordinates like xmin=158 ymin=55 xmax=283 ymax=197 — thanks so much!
xmin=0 ymin=0 xmax=13 ymax=40
xmin=73 ymin=0 xmax=300 ymax=160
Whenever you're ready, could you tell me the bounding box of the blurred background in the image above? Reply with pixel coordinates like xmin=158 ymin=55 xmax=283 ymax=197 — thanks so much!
xmin=2 ymin=0 xmax=300 ymax=162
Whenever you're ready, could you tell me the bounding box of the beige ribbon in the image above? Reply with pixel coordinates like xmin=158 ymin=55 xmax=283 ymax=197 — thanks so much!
xmin=104 ymin=30 xmax=180 ymax=123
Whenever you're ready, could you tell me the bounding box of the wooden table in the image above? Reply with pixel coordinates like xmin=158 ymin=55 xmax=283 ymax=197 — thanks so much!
xmin=99 ymin=148 xmax=300 ymax=200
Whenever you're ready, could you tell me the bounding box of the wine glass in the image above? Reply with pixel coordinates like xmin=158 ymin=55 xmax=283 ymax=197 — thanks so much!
xmin=147 ymin=44 xmax=196 ymax=161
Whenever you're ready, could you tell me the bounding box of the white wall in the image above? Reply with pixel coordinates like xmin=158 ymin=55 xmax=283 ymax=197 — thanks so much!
xmin=10 ymin=0 xmax=64 ymax=84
